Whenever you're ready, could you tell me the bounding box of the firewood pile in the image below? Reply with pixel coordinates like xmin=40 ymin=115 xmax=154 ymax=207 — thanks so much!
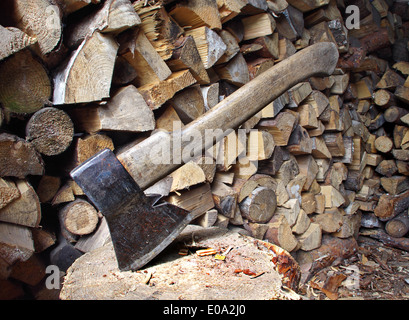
xmin=0 ymin=0 xmax=409 ymax=299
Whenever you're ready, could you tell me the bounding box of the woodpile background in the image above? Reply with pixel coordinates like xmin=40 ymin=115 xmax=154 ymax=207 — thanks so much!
xmin=0 ymin=0 xmax=408 ymax=299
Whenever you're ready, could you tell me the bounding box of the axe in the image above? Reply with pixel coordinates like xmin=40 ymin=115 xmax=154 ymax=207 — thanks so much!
xmin=71 ymin=43 xmax=339 ymax=271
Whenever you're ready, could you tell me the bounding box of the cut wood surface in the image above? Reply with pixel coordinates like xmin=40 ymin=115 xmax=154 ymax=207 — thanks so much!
xmin=53 ymin=32 xmax=118 ymax=105
xmin=2 ymin=0 xmax=409 ymax=299
xmin=0 ymin=50 xmax=51 ymax=114
xmin=60 ymin=199 xmax=99 ymax=236
xmin=26 ymin=107 xmax=74 ymax=156
xmin=0 ymin=133 xmax=44 ymax=178
xmin=60 ymin=227 xmax=301 ymax=300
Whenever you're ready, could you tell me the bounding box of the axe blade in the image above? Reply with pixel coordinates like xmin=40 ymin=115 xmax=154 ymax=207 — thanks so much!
xmin=70 ymin=148 xmax=192 ymax=271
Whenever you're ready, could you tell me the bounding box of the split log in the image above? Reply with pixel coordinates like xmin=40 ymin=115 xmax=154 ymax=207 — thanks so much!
xmin=296 ymin=223 xmax=322 ymax=251
xmin=0 ymin=180 xmax=41 ymax=228
xmin=395 ymin=85 xmax=409 ymax=104
xmin=211 ymin=181 xmax=237 ymax=218
xmin=0 ymin=133 xmax=44 ymax=178
xmin=0 ymin=178 xmax=20 ymax=210
xmin=138 ymin=70 xmax=197 ymax=110
xmin=36 ymin=175 xmax=61 ymax=204
xmin=214 ymin=53 xmax=249 ymax=86
xmin=374 ymin=189 xmax=409 ymax=221
xmin=169 ymin=162 xmax=207 ymax=192
xmin=0 ymin=26 xmax=37 ymax=61
xmin=242 ymin=13 xmax=276 ymax=41
xmin=170 ymin=86 xmax=205 ymax=124
xmin=0 ymin=50 xmax=51 ymax=114
xmin=118 ymin=28 xmax=172 ymax=87
xmin=257 ymin=111 xmax=296 ymax=146
xmin=292 ymin=209 xmax=311 ymax=235
xmin=185 ymin=27 xmax=226 ymax=69
xmin=74 ymin=134 xmax=115 ymax=167
xmin=26 ymin=107 xmax=74 ymax=156
xmin=275 ymin=198 xmax=300 ymax=227
xmin=64 ymin=0 xmax=140 ymax=48
xmin=13 ymin=0 xmax=62 ymax=55
xmin=247 ymin=130 xmax=275 ymax=161
xmin=166 ymin=183 xmax=215 ymax=219
xmin=264 ymin=215 xmax=299 ymax=252
xmin=380 ymin=176 xmax=409 ymax=195
xmin=239 ymin=187 xmax=277 ymax=223
xmin=169 ymin=0 xmax=222 ymax=30
xmin=167 ymin=36 xmax=210 ymax=85
xmin=60 ymin=199 xmax=99 ymax=236
xmin=53 ymin=32 xmax=118 ymax=105
xmin=133 ymin=1 xmax=182 ymax=61
xmin=71 ymin=85 xmax=155 ymax=134
xmin=311 ymin=208 xmax=343 ymax=233
xmin=0 ymin=222 xmax=34 ymax=266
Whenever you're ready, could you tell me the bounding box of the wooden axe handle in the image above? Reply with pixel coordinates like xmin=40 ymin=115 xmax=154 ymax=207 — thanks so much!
xmin=118 ymin=42 xmax=339 ymax=189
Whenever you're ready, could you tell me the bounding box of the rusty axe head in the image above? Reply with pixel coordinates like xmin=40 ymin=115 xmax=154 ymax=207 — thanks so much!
xmin=70 ymin=149 xmax=192 ymax=271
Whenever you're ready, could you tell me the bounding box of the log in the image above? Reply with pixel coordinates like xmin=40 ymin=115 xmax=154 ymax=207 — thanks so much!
xmin=374 ymin=189 xmax=409 ymax=221
xmin=0 ymin=180 xmax=41 ymax=228
xmin=0 ymin=222 xmax=34 ymax=266
xmin=169 ymin=0 xmax=222 ymax=30
xmin=362 ymin=228 xmax=409 ymax=252
xmin=257 ymin=111 xmax=297 ymax=146
xmin=296 ymin=235 xmax=358 ymax=282
xmin=185 ymin=27 xmax=227 ymax=69
xmin=275 ymin=198 xmax=300 ymax=227
xmin=264 ymin=215 xmax=299 ymax=252
xmin=170 ymin=86 xmax=206 ymax=124
xmin=166 ymin=183 xmax=215 ymax=219
xmin=385 ymin=211 xmax=409 ymax=238
xmin=242 ymin=13 xmax=276 ymax=41
xmin=53 ymin=32 xmax=118 ymax=105
xmin=214 ymin=53 xmax=250 ymax=86
xmin=0 ymin=178 xmax=20 ymax=210
xmin=118 ymin=28 xmax=172 ymax=88
xmin=138 ymin=70 xmax=197 ymax=110
xmin=70 ymin=85 xmax=155 ymax=134
xmin=13 ymin=0 xmax=62 ymax=55
xmin=296 ymin=223 xmax=322 ymax=251
xmin=374 ymin=135 xmax=393 ymax=153
xmin=133 ymin=1 xmax=182 ymax=61
xmin=26 ymin=107 xmax=74 ymax=156
xmin=0 ymin=50 xmax=51 ymax=114
xmin=380 ymin=176 xmax=409 ymax=195
xmin=0 ymin=133 xmax=44 ymax=178
xmin=0 ymin=26 xmax=37 ymax=61
xmin=74 ymin=134 xmax=115 ymax=167
xmin=247 ymin=130 xmax=275 ymax=161
xmin=64 ymin=0 xmax=140 ymax=48
xmin=60 ymin=199 xmax=99 ymax=236
xmin=167 ymin=36 xmax=210 ymax=85
xmin=239 ymin=187 xmax=277 ymax=223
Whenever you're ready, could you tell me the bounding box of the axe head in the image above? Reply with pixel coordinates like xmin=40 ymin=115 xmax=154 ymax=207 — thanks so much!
xmin=71 ymin=149 xmax=192 ymax=271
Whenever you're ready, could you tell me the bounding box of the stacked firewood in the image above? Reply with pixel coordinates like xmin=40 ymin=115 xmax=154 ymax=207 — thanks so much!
xmin=0 ymin=0 xmax=408 ymax=298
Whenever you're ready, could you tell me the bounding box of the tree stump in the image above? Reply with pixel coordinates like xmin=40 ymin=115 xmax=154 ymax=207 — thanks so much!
xmin=60 ymin=226 xmax=300 ymax=300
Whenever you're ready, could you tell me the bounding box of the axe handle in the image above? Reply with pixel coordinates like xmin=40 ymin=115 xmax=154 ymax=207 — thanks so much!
xmin=117 ymin=42 xmax=339 ymax=189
